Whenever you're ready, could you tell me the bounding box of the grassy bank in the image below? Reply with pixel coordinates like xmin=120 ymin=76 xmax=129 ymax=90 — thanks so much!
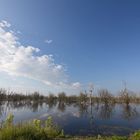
xmin=0 ymin=114 xmax=64 ymax=140
xmin=0 ymin=114 xmax=140 ymax=140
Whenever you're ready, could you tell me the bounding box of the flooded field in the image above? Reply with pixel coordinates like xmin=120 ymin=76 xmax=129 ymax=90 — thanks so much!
xmin=0 ymin=101 xmax=140 ymax=136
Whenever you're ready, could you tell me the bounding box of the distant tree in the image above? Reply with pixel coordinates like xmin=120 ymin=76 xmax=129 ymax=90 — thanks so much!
xmin=58 ymin=92 xmax=66 ymax=103
xmin=67 ymin=95 xmax=78 ymax=104
xmin=32 ymin=92 xmax=40 ymax=101
xmin=0 ymin=88 xmax=7 ymax=100
xmin=79 ymin=92 xmax=88 ymax=103
xmin=89 ymin=83 xmax=94 ymax=104
xmin=48 ymin=94 xmax=56 ymax=102
xmin=119 ymin=81 xmax=131 ymax=105
xmin=120 ymin=89 xmax=131 ymax=105
xmin=47 ymin=93 xmax=57 ymax=109
xmin=98 ymin=89 xmax=113 ymax=104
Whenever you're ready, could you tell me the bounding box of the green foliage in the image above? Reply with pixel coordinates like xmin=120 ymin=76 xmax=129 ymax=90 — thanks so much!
xmin=4 ymin=113 xmax=14 ymax=127
xmin=44 ymin=116 xmax=63 ymax=138
xmin=33 ymin=119 xmax=41 ymax=130
xmin=129 ymin=130 xmax=140 ymax=140
xmin=0 ymin=114 xmax=64 ymax=140
xmin=45 ymin=116 xmax=53 ymax=128
xmin=62 ymin=136 xmax=127 ymax=140
xmin=111 ymin=136 xmax=127 ymax=140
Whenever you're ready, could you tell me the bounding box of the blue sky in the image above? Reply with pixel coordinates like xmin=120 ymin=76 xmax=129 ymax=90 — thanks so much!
xmin=0 ymin=0 xmax=140 ymax=94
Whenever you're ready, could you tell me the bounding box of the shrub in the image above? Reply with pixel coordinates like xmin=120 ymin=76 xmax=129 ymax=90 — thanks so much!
xmin=0 ymin=114 xmax=64 ymax=140
xmin=129 ymin=130 xmax=140 ymax=140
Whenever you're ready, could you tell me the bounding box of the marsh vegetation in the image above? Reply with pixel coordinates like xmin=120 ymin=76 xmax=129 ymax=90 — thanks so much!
xmin=0 ymin=88 xmax=140 ymax=138
xmin=0 ymin=114 xmax=140 ymax=140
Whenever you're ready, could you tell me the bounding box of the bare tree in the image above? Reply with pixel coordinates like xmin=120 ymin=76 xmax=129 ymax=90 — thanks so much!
xmin=120 ymin=81 xmax=131 ymax=105
xmin=98 ymin=89 xmax=113 ymax=104
xmin=79 ymin=92 xmax=88 ymax=104
xmin=89 ymin=83 xmax=94 ymax=104
xmin=58 ymin=92 xmax=66 ymax=103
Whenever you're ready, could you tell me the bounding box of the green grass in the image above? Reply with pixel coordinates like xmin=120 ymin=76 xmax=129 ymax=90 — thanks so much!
xmin=0 ymin=114 xmax=64 ymax=140
xmin=0 ymin=114 xmax=140 ymax=140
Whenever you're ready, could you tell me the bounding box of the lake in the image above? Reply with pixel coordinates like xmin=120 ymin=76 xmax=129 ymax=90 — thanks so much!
xmin=0 ymin=101 xmax=140 ymax=136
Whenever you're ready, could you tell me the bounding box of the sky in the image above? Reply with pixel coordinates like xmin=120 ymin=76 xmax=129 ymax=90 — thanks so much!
xmin=0 ymin=0 xmax=140 ymax=95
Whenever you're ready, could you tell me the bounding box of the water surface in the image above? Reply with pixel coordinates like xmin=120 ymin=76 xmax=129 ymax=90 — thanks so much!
xmin=0 ymin=101 xmax=140 ymax=136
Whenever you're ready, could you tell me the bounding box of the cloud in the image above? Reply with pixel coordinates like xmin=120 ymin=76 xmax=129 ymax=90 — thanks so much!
xmin=72 ymin=82 xmax=81 ymax=88
xmin=0 ymin=20 xmax=11 ymax=28
xmin=0 ymin=20 xmax=81 ymax=93
xmin=44 ymin=39 xmax=53 ymax=44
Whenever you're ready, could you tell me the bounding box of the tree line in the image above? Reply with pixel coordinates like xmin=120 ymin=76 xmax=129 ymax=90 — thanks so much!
xmin=0 ymin=88 xmax=140 ymax=105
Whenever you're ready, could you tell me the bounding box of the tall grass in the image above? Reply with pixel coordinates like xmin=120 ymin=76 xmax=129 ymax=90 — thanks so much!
xmin=0 ymin=114 xmax=64 ymax=140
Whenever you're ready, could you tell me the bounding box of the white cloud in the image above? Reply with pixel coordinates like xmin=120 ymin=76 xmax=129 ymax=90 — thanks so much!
xmin=45 ymin=39 xmax=53 ymax=44
xmin=72 ymin=82 xmax=81 ymax=88
xmin=0 ymin=20 xmax=11 ymax=28
xmin=0 ymin=20 xmax=81 ymax=93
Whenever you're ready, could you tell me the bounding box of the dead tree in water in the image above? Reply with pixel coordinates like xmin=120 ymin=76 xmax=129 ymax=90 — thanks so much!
xmin=120 ymin=81 xmax=130 ymax=105
xmin=79 ymin=92 xmax=88 ymax=104
xmin=98 ymin=89 xmax=113 ymax=104
xmin=58 ymin=92 xmax=66 ymax=103
xmin=89 ymin=83 xmax=94 ymax=104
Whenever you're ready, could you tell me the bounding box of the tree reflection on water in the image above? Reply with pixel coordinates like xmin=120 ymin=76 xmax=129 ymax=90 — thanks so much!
xmin=122 ymin=104 xmax=139 ymax=120
xmin=98 ymin=103 xmax=115 ymax=120
xmin=0 ymin=100 xmax=139 ymax=120
xmin=0 ymin=100 xmax=139 ymax=136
